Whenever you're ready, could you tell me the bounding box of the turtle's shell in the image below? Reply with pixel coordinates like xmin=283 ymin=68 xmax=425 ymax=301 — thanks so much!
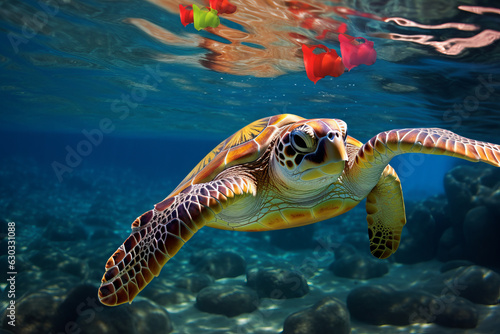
xmin=167 ymin=114 xmax=305 ymax=198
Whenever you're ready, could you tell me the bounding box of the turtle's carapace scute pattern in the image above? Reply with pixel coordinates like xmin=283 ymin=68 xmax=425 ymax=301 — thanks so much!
xmin=99 ymin=114 xmax=500 ymax=306
xmin=168 ymin=114 xmax=302 ymax=198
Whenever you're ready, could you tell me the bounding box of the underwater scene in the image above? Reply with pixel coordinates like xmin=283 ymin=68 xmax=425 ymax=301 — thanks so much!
xmin=1 ymin=0 xmax=500 ymax=333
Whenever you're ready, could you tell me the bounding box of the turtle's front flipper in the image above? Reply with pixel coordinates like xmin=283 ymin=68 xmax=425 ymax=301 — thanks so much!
xmin=352 ymin=128 xmax=500 ymax=193
xmin=366 ymin=165 xmax=406 ymax=259
xmin=98 ymin=176 xmax=256 ymax=306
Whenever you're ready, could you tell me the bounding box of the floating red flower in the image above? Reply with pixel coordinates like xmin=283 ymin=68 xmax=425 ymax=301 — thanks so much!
xmin=339 ymin=34 xmax=376 ymax=71
xmin=209 ymin=0 xmax=237 ymax=14
xmin=179 ymin=4 xmax=194 ymax=27
xmin=302 ymin=44 xmax=345 ymax=84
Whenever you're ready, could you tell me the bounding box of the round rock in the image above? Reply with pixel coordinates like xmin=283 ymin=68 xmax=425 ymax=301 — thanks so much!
xmin=282 ymin=297 xmax=350 ymax=334
xmin=246 ymin=268 xmax=309 ymax=299
xmin=52 ymin=284 xmax=99 ymax=333
xmin=76 ymin=302 xmax=136 ymax=334
xmin=346 ymin=285 xmax=478 ymax=328
xmin=196 ymin=285 xmax=259 ymax=317
xmin=191 ymin=250 xmax=246 ymax=279
xmin=446 ymin=266 xmax=500 ymax=305
xmin=141 ymin=285 xmax=193 ymax=306
xmin=175 ymin=273 xmax=214 ymax=293
xmin=76 ymin=299 xmax=173 ymax=333
xmin=129 ymin=300 xmax=174 ymax=333
xmin=421 ymin=265 xmax=500 ymax=305
xmin=1 ymin=293 xmax=58 ymax=334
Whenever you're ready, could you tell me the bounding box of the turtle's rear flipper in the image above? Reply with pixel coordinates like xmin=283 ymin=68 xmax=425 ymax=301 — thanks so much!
xmin=365 ymin=165 xmax=406 ymax=259
xmin=98 ymin=177 xmax=255 ymax=306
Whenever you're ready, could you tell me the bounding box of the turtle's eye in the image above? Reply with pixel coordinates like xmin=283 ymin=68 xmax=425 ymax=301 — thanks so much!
xmin=290 ymin=125 xmax=317 ymax=153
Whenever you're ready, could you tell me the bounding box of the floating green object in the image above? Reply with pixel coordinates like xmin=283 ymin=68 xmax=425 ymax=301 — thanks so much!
xmin=192 ymin=4 xmax=220 ymax=30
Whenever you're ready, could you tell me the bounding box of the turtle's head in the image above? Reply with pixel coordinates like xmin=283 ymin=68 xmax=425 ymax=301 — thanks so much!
xmin=272 ymin=119 xmax=348 ymax=189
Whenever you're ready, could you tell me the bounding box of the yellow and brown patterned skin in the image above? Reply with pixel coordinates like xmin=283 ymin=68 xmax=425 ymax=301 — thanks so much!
xmin=365 ymin=165 xmax=406 ymax=259
xmin=347 ymin=128 xmax=500 ymax=259
xmin=99 ymin=115 xmax=500 ymax=306
xmin=98 ymin=176 xmax=256 ymax=306
xmin=166 ymin=114 xmax=305 ymax=198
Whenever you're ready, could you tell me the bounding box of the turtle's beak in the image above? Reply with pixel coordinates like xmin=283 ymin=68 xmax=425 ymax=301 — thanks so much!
xmin=319 ymin=132 xmax=348 ymax=175
xmin=298 ymin=132 xmax=348 ymax=179
xmin=325 ymin=132 xmax=348 ymax=162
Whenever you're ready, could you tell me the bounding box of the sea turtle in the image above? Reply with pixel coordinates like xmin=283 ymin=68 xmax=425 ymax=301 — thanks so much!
xmin=98 ymin=114 xmax=500 ymax=306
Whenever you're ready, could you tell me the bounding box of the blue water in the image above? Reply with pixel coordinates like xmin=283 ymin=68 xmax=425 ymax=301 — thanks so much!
xmin=1 ymin=0 xmax=500 ymax=333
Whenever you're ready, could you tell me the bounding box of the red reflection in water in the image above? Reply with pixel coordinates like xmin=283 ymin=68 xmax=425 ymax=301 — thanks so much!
xmin=127 ymin=0 xmax=499 ymax=77
xmin=330 ymin=6 xmax=383 ymax=20
xmin=130 ymin=0 xmax=365 ymax=77
xmin=339 ymin=34 xmax=376 ymax=70
xmin=209 ymin=0 xmax=237 ymax=14
xmin=302 ymin=44 xmax=344 ymax=83
xmin=285 ymin=1 xmax=350 ymax=40
xmin=179 ymin=4 xmax=194 ymax=27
